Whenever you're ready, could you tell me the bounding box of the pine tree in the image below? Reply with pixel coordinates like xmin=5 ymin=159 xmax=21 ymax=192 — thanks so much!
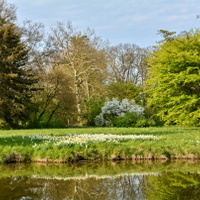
xmin=0 ymin=2 xmax=37 ymax=128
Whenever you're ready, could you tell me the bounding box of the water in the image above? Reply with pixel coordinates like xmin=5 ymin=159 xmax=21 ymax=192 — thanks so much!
xmin=0 ymin=160 xmax=200 ymax=200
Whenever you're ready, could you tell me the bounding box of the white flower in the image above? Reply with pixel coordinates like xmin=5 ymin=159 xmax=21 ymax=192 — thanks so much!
xmin=28 ymin=133 xmax=158 ymax=148
xmin=95 ymin=98 xmax=145 ymax=126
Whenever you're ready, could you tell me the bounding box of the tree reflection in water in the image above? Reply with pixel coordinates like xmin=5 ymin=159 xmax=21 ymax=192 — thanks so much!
xmin=143 ymin=172 xmax=200 ymax=200
xmin=0 ymin=175 xmax=148 ymax=200
xmin=0 ymin=161 xmax=200 ymax=200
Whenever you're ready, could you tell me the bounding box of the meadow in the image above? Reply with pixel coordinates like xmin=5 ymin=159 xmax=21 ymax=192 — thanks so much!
xmin=0 ymin=126 xmax=200 ymax=163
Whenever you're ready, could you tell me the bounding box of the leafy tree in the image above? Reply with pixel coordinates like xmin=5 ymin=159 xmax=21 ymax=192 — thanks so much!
xmin=29 ymin=66 xmax=71 ymax=128
xmin=82 ymin=99 xmax=104 ymax=126
xmin=146 ymin=29 xmax=200 ymax=126
xmin=106 ymin=82 xmax=141 ymax=103
xmin=48 ymin=22 xmax=108 ymax=126
xmin=0 ymin=1 xmax=37 ymax=128
xmin=157 ymin=29 xmax=176 ymax=41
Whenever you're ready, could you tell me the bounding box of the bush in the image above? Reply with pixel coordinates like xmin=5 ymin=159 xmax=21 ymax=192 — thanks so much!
xmin=82 ymin=99 xmax=104 ymax=126
xmin=28 ymin=119 xmax=66 ymax=128
xmin=95 ymin=98 xmax=145 ymax=127
xmin=94 ymin=114 xmax=108 ymax=127
xmin=113 ymin=112 xmax=146 ymax=127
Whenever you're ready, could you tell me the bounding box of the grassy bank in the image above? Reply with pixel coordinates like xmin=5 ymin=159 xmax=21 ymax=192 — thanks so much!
xmin=0 ymin=126 xmax=200 ymax=163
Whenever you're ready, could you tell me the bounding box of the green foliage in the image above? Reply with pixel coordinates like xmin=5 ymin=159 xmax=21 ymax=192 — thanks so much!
xmin=82 ymin=99 xmax=104 ymax=126
xmin=28 ymin=117 xmax=66 ymax=129
xmin=106 ymin=82 xmax=141 ymax=103
xmin=146 ymin=29 xmax=200 ymax=126
xmin=113 ymin=112 xmax=146 ymax=127
xmin=112 ymin=112 xmax=163 ymax=127
xmin=144 ymin=172 xmax=200 ymax=200
xmin=95 ymin=98 xmax=144 ymax=127
xmin=0 ymin=2 xmax=38 ymax=129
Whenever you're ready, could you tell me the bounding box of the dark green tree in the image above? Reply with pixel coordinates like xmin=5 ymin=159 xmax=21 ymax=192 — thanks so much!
xmin=146 ymin=29 xmax=200 ymax=126
xmin=0 ymin=1 xmax=37 ymax=128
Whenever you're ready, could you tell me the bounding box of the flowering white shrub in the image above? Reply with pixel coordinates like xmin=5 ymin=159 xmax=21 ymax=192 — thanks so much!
xmin=94 ymin=114 xmax=108 ymax=127
xmin=95 ymin=98 xmax=144 ymax=126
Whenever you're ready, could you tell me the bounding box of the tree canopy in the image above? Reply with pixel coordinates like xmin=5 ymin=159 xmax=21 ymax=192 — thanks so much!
xmin=146 ymin=29 xmax=200 ymax=126
xmin=0 ymin=1 xmax=37 ymax=128
xmin=5 ymin=0 xmax=200 ymax=128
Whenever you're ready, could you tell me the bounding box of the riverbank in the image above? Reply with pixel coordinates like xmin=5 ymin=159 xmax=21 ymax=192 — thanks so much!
xmin=0 ymin=126 xmax=200 ymax=163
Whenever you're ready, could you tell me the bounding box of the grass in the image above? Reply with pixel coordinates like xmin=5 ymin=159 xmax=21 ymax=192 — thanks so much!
xmin=0 ymin=126 xmax=200 ymax=163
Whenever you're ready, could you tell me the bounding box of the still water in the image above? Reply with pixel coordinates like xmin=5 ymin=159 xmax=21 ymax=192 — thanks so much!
xmin=0 ymin=160 xmax=200 ymax=200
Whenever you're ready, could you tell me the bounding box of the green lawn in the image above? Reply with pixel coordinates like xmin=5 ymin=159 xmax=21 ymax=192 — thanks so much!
xmin=0 ymin=126 xmax=199 ymax=163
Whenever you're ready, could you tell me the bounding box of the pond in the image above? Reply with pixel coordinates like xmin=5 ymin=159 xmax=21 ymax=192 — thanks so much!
xmin=0 ymin=160 xmax=200 ymax=200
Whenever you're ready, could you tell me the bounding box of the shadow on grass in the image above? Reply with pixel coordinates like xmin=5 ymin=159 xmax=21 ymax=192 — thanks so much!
xmin=0 ymin=136 xmax=45 ymax=147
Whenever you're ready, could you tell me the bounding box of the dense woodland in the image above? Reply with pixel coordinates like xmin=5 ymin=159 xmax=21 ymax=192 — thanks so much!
xmin=0 ymin=1 xmax=199 ymax=129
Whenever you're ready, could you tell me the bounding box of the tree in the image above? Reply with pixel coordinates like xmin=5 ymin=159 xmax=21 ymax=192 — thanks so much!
xmin=48 ymin=22 xmax=108 ymax=126
xmin=18 ymin=21 xmax=72 ymax=127
xmin=144 ymin=171 xmax=200 ymax=200
xmin=106 ymin=43 xmax=149 ymax=107
xmin=0 ymin=1 xmax=37 ymax=128
xmin=146 ymin=29 xmax=200 ymax=126
xmin=29 ymin=66 xmax=72 ymax=128
xmin=106 ymin=82 xmax=141 ymax=103
xmin=107 ymin=43 xmax=148 ymax=86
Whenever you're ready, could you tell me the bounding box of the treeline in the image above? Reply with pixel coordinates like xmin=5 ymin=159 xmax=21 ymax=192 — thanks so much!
xmin=0 ymin=1 xmax=199 ymax=129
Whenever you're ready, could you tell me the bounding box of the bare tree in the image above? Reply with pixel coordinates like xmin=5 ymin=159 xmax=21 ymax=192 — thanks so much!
xmin=107 ymin=43 xmax=148 ymax=86
xmin=0 ymin=1 xmax=16 ymax=23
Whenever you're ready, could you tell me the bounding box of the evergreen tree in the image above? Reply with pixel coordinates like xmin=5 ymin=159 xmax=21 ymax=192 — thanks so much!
xmin=0 ymin=2 xmax=37 ymax=128
xmin=146 ymin=29 xmax=200 ymax=126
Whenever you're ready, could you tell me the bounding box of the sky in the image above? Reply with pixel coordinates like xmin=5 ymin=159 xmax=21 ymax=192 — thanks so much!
xmin=7 ymin=0 xmax=200 ymax=47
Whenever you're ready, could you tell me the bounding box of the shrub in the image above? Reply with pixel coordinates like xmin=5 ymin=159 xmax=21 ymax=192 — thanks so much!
xmin=82 ymin=99 xmax=104 ymax=126
xmin=113 ymin=112 xmax=146 ymax=127
xmin=95 ymin=98 xmax=145 ymax=127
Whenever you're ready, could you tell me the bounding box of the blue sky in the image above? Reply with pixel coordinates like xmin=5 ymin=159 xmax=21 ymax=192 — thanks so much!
xmin=8 ymin=0 xmax=200 ymax=47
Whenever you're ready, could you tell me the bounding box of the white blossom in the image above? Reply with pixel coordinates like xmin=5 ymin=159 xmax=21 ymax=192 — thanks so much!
xmin=28 ymin=134 xmax=158 ymax=148
xmin=95 ymin=98 xmax=144 ymax=126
